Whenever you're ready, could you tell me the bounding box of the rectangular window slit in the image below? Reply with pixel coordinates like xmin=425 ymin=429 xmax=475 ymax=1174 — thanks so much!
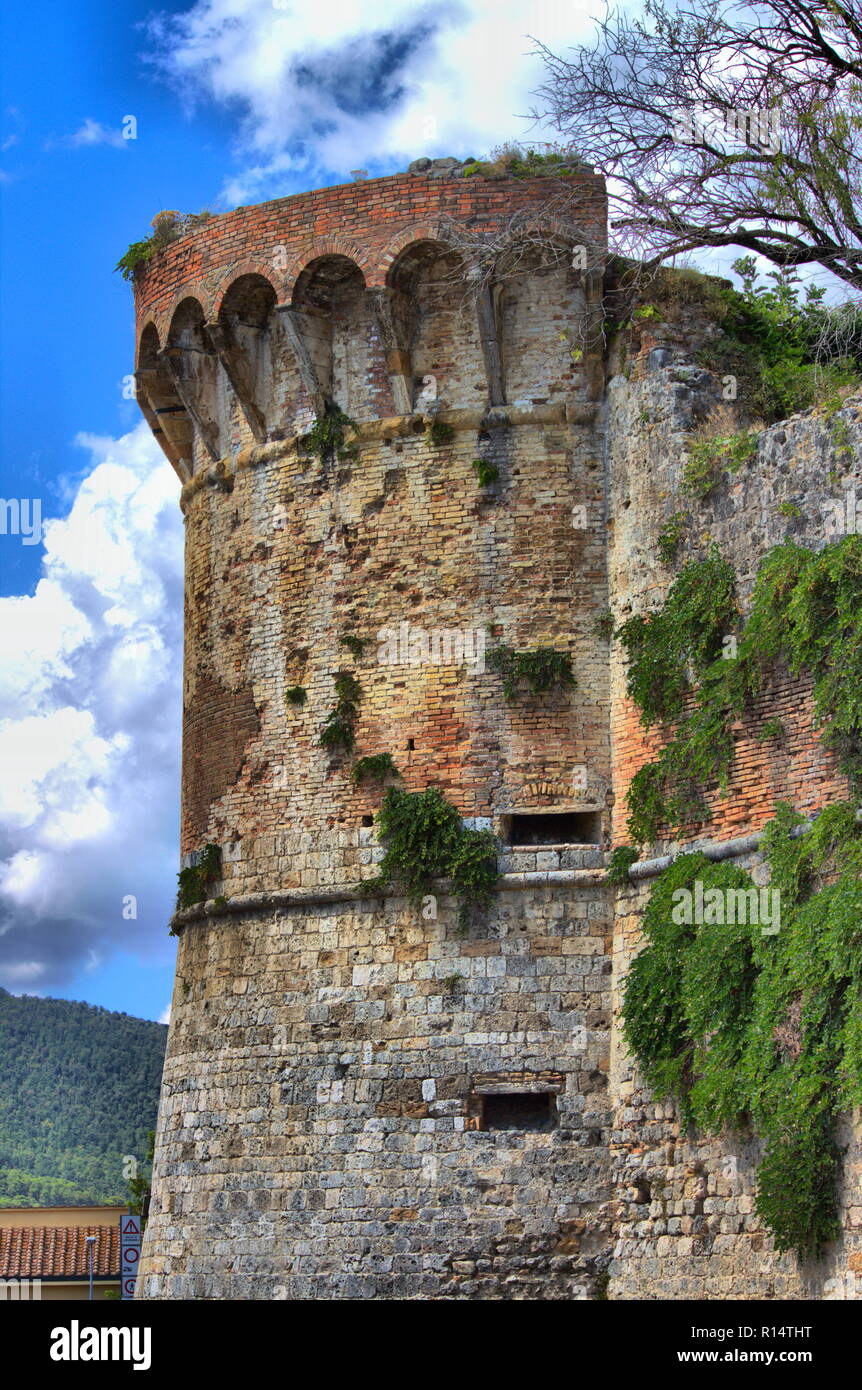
xmin=505 ymin=810 xmax=600 ymax=846
xmin=479 ymin=1092 xmax=558 ymax=1132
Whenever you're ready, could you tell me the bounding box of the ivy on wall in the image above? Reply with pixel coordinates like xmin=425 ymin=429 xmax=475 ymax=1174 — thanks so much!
xmin=319 ymin=673 xmax=362 ymax=754
xmin=622 ymin=802 xmax=862 ymax=1258
xmin=618 ymin=536 xmax=862 ymax=844
xmin=360 ymin=786 xmax=498 ymax=927
xmin=488 ymin=644 xmax=576 ymax=701
xmin=176 ymin=843 xmax=222 ymax=911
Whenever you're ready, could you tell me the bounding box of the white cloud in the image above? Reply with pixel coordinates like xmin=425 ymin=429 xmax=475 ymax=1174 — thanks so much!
xmin=0 ymin=423 xmax=184 ymax=991
xmin=147 ymin=0 xmax=594 ymax=203
xmin=159 ymin=1003 xmax=172 ymax=1024
xmin=57 ymin=118 xmax=127 ymax=150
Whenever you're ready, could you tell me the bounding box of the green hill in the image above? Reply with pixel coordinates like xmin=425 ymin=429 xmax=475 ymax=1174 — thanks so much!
xmin=0 ymin=987 xmax=166 ymax=1207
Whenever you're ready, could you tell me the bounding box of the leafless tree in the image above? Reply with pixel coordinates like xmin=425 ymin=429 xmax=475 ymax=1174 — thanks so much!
xmin=532 ymin=1 xmax=862 ymax=292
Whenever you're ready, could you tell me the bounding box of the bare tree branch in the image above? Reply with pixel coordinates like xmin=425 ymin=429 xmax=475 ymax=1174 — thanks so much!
xmin=530 ymin=0 xmax=862 ymax=291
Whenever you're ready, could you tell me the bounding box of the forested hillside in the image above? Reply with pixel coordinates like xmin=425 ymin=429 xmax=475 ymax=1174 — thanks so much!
xmin=0 ymin=988 xmax=166 ymax=1207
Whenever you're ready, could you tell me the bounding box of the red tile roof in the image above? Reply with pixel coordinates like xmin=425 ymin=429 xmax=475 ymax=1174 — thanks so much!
xmin=0 ymin=1224 xmax=120 ymax=1279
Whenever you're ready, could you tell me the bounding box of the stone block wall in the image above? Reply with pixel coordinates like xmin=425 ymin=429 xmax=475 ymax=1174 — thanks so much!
xmin=604 ymin=296 xmax=862 ymax=1300
xmin=139 ymin=883 xmax=612 ymax=1300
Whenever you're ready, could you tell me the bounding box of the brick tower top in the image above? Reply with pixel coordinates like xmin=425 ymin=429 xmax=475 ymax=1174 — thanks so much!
xmin=130 ymin=160 xmax=612 ymax=873
xmin=132 ymin=164 xmax=607 ymax=485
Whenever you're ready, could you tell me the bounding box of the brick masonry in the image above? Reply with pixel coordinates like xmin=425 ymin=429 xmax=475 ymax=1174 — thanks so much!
xmin=134 ymin=166 xmax=861 ymax=1299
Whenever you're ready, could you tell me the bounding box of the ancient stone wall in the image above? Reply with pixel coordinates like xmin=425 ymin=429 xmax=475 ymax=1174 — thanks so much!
xmin=610 ymin=860 xmax=862 ymax=1301
xmin=136 ymin=165 xmax=616 ymax=1299
xmin=605 ymin=301 xmax=862 ymax=1300
xmin=139 ymin=882 xmax=612 ymax=1300
xmin=606 ymin=316 xmax=862 ymax=849
xmin=135 ymin=165 xmax=862 ymax=1300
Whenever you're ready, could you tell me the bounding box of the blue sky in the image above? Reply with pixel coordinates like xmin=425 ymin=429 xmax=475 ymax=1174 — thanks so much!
xmin=0 ymin=0 xmax=594 ymax=1022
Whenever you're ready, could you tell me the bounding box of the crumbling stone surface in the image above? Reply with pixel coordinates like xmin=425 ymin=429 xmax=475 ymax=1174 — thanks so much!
xmin=134 ymin=168 xmax=861 ymax=1300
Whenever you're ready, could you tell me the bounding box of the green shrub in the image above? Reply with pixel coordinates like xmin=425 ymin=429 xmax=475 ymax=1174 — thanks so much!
xmin=351 ymin=753 xmax=401 ymax=785
xmin=487 ymin=644 xmax=576 ymax=700
xmin=692 ymin=258 xmax=862 ymax=424
xmin=115 ymin=210 xmax=213 ymax=281
xmin=360 ymin=786 xmax=497 ymax=926
xmin=176 ymin=843 xmax=222 ymax=911
xmin=606 ymin=845 xmax=639 ymax=886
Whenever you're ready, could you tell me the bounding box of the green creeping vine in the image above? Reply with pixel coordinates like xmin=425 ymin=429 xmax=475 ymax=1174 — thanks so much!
xmin=487 ymin=644 xmax=576 ymax=701
xmin=176 ymin=843 xmax=222 ymax=911
xmin=606 ymin=845 xmax=639 ymax=886
xmin=623 ymin=802 xmax=862 ymax=1259
xmin=360 ymin=786 xmax=498 ymax=928
xmin=351 ymin=753 xmax=401 ymax=785
xmin=339 ymin=634 xmax=369 ymax=658
xmin=285 ymin=685 xmax=307 ymax=706
xmin=619 ymin=536 xmax=862 ymax=843
xmin=427 ymin=420 xmax=456 ymax=449
xmin=302 ymin=404 xmax=357 ymax=463
xmin=319 ymin=673 xmax=362 ymax=754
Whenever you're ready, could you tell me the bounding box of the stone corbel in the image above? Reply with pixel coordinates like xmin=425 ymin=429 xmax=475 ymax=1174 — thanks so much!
xmin=134 ymin=369 xmax=193 ymax=483
xmin=274 ymin=306 xmax=327 ymax=417
xmin=365 ymin=287 xmax=414 ymax=416
xmin=157 ymin=348 xmax=221 ymax=461
xmin=205 ymin=320 xmax=267 ymax=444
xmin=579 ymin=264 xmax=607 ymax=401
xmin=475 ymin=283 xmax=506 ymax=407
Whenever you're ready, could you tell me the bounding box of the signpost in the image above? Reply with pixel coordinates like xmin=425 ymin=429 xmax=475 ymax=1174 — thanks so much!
xmin=120 ymin=1212 xmax=141 ymax=1300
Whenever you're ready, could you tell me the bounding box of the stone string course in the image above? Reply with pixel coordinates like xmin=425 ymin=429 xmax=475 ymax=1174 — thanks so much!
xmin=134 ymin=164 xmax=861 ymax=1299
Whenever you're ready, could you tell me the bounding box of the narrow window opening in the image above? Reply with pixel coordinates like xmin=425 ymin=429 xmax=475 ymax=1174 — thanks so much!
xmin=407 ymin=738 xmax=415 ymax=750
xmin=361 ymin=815 xmax=373 ymax=827
xmin=480 ymin=1092 xmax=557 ymax=1132
xmin=506 ymin=810 xmax=600 ymax=846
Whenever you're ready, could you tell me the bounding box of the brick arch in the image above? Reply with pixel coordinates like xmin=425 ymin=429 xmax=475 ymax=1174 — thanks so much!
xmin=211 ymin=261 xmax=282 ymax=320
xmin=136 ymin=316 xmax=161 ymax=369
xmin=156 ymin=284 xmax=210 ymax=341
xmin=376 ymin=224 xmax=451 ymax=285
xmin=282 ymin=239 xmax=372 ymax=302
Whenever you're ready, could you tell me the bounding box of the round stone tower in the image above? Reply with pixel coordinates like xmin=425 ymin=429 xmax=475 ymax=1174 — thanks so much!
xmin=133 ymin=163 xmax=615 ymax=1300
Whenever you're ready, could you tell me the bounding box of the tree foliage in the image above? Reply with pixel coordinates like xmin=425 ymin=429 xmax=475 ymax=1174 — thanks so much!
xmin=0 ymin=989 xmax=165 ymax=1207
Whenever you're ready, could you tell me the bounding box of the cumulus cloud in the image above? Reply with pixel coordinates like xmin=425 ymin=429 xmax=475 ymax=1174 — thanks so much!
xmin=146 ymin=0 xmax=590 ymax=203
xmin=0 ymin=424 xmax=184 ymax=992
